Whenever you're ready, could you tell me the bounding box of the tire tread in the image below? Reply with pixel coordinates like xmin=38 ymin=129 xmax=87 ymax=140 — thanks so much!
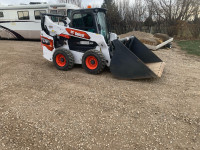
xmin=53 ymin=49 xmax=74 ymax=71
xmin=82 ymin=50 xmax=106 ymax=74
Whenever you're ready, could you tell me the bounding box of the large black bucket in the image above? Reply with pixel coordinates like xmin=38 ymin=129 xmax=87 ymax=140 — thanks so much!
xmin=110 ymin=37 xmax=165 ymax=79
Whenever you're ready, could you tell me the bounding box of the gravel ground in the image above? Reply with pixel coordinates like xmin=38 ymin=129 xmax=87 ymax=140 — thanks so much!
xmin=0 ymin=40 xmax=200 ymax=150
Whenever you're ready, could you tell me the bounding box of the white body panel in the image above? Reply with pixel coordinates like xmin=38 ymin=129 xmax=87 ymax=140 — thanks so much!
xmin=69 ymin=50 xmax=84 ymax=64
xmin=42 ymin=33 xmax=84 ymax=65
xmin=0 ymin=3 xmax=79 ymax=40
xmin=42 ymin=32 xmax=54 ymax=61
xmin=41 ymin=16 xmax=112 ymax=66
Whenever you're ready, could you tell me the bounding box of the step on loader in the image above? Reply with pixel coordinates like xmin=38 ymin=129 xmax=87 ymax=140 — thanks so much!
xmin=41 ymin=8 xmax=165 ymax=79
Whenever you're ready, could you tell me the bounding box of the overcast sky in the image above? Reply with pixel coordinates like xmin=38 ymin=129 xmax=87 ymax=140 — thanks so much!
xmin=0 ymin=0 xmax=104 ymax=7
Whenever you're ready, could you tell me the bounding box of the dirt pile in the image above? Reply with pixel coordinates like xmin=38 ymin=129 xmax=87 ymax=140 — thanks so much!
xmin=119 ymin=31 xmax=154 ymax=39
xmin=119 ymin=31 xmax=169 ymax=46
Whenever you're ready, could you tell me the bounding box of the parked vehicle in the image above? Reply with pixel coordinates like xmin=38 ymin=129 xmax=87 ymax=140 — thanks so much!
xmin=41 ymin=8 xmax=166 ymax=79
xmin=0 ymin=2 xmax=79 ymax=40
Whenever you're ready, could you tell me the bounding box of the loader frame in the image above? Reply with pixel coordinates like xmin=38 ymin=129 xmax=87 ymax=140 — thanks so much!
xmin=41 ymin=8 xmax=166 ymax=79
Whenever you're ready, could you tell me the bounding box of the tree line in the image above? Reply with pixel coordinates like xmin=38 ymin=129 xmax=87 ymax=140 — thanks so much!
xmin=58 ymin=0 xmax=200 ymax=38
xmin=102 ymin=0 xmax=200 ymax=38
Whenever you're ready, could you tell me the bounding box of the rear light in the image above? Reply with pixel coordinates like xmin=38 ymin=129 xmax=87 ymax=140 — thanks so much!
xmin=41 ymin=37 xmax=50 ymax=45
xmin=41 ymin=37 xmax=54 ymax=51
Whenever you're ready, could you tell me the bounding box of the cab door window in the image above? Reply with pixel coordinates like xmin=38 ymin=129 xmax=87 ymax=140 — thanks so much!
xmin=72 ymin=13 xmax=96 ymax=33
xmin=72 ymin=13 xmax=84 ymax=28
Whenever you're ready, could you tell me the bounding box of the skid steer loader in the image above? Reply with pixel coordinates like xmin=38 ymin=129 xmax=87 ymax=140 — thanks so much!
xmin=41 ymin=8 xmax=165 ymax=79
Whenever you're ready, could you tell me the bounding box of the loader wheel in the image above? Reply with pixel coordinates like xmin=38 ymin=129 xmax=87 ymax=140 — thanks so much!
xmin=53 ymin=50 xmax=74 ymax=71
xmin=82 ymin=50 xmax=106 ymax=74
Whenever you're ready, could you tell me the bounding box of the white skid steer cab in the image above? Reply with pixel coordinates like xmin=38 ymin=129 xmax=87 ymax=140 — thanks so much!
xmin=41 ymin=8 xmax=165 ymax=79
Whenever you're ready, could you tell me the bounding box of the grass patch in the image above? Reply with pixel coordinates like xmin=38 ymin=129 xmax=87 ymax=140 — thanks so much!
xmin=177 ymin=40 xmax=200 ymax=56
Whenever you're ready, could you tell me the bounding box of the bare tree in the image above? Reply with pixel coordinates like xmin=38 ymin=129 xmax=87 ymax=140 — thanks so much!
xmin=102 ymin=0 xmax=123 ymax=34
xmin=117 ymin=0 xmax=147 ymax=32
xmin=57 ymin=0 xmax=200 ymax=37
xmin=143 ymin=0 xmax=200 ymax=36
xmin=145 ymin=0 xmax=199 ymax=23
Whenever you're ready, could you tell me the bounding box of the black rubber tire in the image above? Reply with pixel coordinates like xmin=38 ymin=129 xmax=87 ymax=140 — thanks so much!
xmin=53 ymin=50 xmax=74 ymax=71
xmin=82 ymin=50 xmax=106 ymax=74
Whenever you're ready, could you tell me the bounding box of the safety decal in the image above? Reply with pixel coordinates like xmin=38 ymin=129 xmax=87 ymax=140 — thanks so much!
xmin=66 ymin=28 xmax=90 ymax=39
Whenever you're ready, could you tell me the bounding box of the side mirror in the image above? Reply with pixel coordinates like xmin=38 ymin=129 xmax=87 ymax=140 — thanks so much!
xmin=109 ymin=32 xmax=118 ymax=41
xmin=61 ymin=17 xmax=71 ymax=27
xmin=66 ymin=17 xmax=71 ymax=25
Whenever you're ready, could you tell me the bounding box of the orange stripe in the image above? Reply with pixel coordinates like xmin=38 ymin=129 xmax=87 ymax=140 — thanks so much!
xmin=59 ymin=34 xmax=70 ymax=39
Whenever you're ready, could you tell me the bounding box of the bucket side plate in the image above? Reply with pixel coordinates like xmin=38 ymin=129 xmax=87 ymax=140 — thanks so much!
xmin=126 ymin=37 xmax=162 ymax=63
xmin=110 ymin=39 xmax=158 ymax=79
